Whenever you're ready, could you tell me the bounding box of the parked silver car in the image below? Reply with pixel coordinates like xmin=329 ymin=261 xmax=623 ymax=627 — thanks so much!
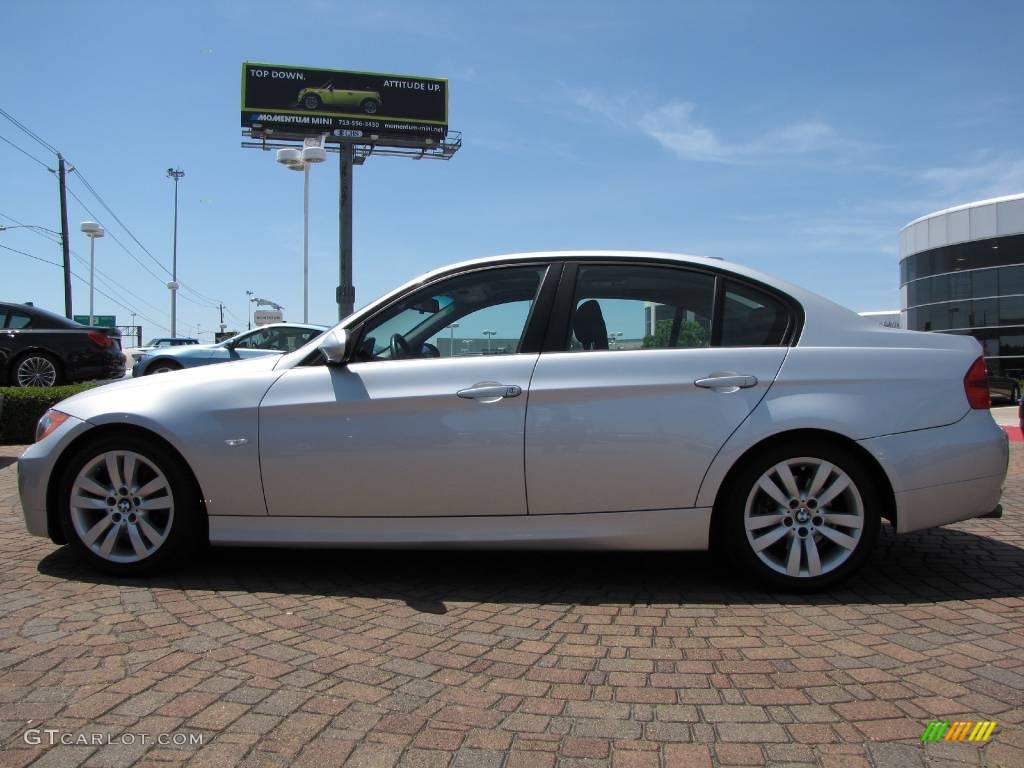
xmin=18 ymin=252 xmax=1009 ymax=590
xmin=131 ymin=323 xmax=326 ymax=376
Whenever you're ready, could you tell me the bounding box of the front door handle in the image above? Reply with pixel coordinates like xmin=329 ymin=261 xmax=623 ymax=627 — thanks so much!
xmin=694 ymin=373 xmax=758 ymax=390
xmin=457 ymin=384 xmax=522 ymax=400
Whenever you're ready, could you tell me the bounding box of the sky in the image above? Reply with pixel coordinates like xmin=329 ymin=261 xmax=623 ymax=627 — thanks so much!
xmin=3 ymin=0 xmax=1023 ymax=341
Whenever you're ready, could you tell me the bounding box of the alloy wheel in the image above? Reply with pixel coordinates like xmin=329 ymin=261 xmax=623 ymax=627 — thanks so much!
xmin=743 ymin=457 xmax=865 ymax=579
xmin=68 ymin=451 xmax=175 ymax=564
xmin=16 ymin=356 xmax=57 ymax=387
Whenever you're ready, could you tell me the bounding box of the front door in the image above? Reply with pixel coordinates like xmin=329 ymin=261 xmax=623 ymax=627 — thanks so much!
xmin=259 ymin=264 xmax=552 ymax=517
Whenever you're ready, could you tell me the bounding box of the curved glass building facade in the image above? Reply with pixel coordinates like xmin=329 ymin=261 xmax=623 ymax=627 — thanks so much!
xmin=899 ymin=193 xmax=1024 ymax=378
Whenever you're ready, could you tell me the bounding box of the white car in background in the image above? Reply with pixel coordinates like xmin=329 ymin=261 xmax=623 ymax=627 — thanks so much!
xmin=18 ymin=252 xmax=1008 ymax=590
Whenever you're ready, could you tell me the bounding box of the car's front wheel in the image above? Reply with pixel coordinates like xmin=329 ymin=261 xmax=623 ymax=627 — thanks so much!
xmin=303 ymin=93 xmax=321 ymax=109
xmin=59 ymin=435 xmax=199 ymax=575
xmin=721 ymin=440 xmax=880 ymax=591
xmin=361 ymin=98 xmax=379 ymax=114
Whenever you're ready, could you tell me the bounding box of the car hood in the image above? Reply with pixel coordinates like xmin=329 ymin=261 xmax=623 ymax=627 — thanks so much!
xmin=54 ymin=355 xmax=284 ymax=422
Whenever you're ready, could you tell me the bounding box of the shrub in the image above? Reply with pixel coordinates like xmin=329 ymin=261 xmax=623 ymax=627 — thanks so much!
xmin=0 ymin=383 xmax=99 ymax=445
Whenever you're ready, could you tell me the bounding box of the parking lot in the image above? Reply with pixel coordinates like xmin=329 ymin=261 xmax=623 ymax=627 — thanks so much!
xmin=0 ymin=443 xmax=1021 ymax=768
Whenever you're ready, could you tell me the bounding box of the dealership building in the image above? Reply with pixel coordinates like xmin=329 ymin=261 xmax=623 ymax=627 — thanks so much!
xmin=900 ymin=192 xmax=1024 ymax=378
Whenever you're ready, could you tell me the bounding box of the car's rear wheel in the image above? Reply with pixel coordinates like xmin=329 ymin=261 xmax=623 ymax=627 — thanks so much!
xmin=148 ymin=360 xmax=182 ymax=374
xmin=14 ymin=352 xmax=61 ymax=387
xmin=361 ymin=98 xmax=378 ymax=114
xmin=303 ymin=94 xmax=321 ymax=109
xmin=59 ymin=435 xmax=199 ymax=575
xmin=722 ymin=440 xmax=880 ymax=591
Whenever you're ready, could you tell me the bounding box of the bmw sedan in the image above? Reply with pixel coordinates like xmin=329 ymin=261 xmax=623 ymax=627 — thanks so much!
xmin=132 ymin=323 xmax=326 ymax=376
xmin=18 ymin=252 xmax=1009 ymax=590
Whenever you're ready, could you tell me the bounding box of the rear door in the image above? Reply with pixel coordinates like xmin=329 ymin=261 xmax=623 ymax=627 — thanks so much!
xmin=525 ymin=262 xmax=792 ymax=515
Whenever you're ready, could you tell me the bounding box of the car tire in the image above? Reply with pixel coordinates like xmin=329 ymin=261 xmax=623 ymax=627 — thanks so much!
xmin=147 ymin=360 xmax=182 ymax=375
xmin=720 ymin=439 xmax=880 ymax=592
xmin=13 ymin=352 xmax=62 ymax=387
xmin=58 ymin=434 xmax=201 ymax=575
xmin=361 ymin=98 xmax=379 ymax=114
xmin=303 ymin=94 xmax=321 ymax=109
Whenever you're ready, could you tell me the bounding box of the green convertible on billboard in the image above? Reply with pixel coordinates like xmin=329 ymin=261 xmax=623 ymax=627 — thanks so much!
xmin=241 ymin=62 xmax=448 ymax=144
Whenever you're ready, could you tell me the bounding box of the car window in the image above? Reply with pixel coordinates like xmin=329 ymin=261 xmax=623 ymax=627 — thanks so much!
xmin=566 ymin=265 xmax=713 ymax=352
xmin=356 ymin=266 xmax=546 ymax=362
xmin=719 ymin=281 xmax=791 ymax=347
xmin=7 ymin=312 xmax=31 ymax=329
xmin=272 ymin=328 xmax=322 ymax=352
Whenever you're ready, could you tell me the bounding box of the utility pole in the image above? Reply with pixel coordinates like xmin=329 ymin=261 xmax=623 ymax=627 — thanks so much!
xmin=218 ymin=302 xmax=226 ymax=333
xmin=166 ymin=168 xmax=185 ymax=336
xmin=337 ymin=143 xmax=354 ymax=320
xmin=56 ymin=154 xmax=73 ymax=318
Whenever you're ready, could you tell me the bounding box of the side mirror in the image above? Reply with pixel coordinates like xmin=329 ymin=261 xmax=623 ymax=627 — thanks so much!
xmin=319 ymin=328 xmax=349 ymax=365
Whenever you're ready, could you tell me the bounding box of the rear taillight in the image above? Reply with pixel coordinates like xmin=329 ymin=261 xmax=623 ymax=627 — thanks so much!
xmin=87 ymin=330 xmax=113 ymax=349
xmin=964 ymin=356 xmax=990 ymax=409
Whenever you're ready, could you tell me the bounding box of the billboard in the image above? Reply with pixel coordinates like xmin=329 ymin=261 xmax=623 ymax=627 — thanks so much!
xmin=254 ymin=309 xmax=284 ymax=326
xmin=242 ymin=62 xmax=447 ymax=144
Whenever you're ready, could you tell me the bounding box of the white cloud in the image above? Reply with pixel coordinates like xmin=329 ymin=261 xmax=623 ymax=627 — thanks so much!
xmin=570 ymin=88 xmax=866 ymax=165
xmin=920 ymin=154 xmax=1024 ymax=200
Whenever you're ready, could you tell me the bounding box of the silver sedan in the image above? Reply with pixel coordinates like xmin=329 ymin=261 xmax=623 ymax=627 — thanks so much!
xmin=17 ymin=252 xmax=1009 ymax=590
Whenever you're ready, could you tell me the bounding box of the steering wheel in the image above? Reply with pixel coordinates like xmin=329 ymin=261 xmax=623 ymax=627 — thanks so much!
xmin=390 ymin=332 xmax=415 ymax=359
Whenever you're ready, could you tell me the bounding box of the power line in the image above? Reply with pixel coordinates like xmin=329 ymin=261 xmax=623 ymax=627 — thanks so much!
xmin=0 ymin=108 xmax=59 ymax=155
xmin=0 ymin=242 xmax=62 ymax=268
xmin=0 ymin=133 xmax=53 ymax=171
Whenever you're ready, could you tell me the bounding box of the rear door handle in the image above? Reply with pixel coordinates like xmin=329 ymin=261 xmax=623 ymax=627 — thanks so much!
xmin=457 ymin=384 xmax=522 ymax=400
xmin=694 ymin=373 xmax=758 ymax=390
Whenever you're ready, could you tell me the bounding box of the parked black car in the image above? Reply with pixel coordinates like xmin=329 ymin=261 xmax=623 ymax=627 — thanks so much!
xmin=989 ymin=374 xmax=1020 ymax=405
xmin=0 ymin=302 xmax=124 ymax=387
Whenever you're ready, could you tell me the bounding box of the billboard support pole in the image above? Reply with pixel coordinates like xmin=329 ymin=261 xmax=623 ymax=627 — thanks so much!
xmin=338 ymin=142 xmax=354 ymax=320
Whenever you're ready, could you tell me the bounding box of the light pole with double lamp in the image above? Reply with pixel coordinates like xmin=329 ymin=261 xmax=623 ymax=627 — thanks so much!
xmin=80 ymin=221 xmax=104 ymax=326
xmin=276 ymin=144 xmax=327 ymax=323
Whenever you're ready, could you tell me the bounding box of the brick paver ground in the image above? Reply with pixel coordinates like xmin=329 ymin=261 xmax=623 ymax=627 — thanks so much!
xmin=0 ymin=442 xmax=1022 ymax=767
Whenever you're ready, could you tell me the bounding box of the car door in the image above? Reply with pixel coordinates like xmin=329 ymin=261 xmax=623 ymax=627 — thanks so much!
xmin=259 ymin=264 xmax=555 ymax=517
xmin=525 ymin=262 xmax=793 ymax=515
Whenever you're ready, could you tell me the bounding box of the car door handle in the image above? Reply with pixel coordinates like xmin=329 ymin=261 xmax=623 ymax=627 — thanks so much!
xmin=694 ymin=374 xmax=758 ymax=390
xmin=457 ymin=384 xmax=522 ymax=400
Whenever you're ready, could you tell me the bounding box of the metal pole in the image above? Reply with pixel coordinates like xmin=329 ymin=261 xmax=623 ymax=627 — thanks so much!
xmin=450 ymin=326 xmax=455 ymax=357
xmin=171 ymin=176 xmax=178 ymax=336
xmin=303 ymin=163 xmax=310 ymax=323
xmin=57 ymin=154 xmax=73 ymax=318
xmin=88 ymin=236 xmax=95 ymax=326
xmin=338 ymin=143 xmax=354 ymax=320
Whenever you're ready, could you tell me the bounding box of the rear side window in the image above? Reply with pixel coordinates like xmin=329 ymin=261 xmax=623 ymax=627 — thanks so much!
xmin=566 ymin=265 xmax=714 ymax=351
xmin=719 ymin=281 xmax=791 ymax=347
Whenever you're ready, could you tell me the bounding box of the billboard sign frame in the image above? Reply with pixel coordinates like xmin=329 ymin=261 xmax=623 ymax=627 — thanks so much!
xmin=242 ymin=62 xmax=448 ymax=145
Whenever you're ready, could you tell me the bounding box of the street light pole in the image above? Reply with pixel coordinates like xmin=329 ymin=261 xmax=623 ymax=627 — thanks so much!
xmin=80 ymin=222 xmax=104 ymax=326
xmin=303 ymin=163 xmax=309 ymax=323
xmin=482 ymin=329 xmax=496 ymax=353
xmin=166 ymin=168 xmax=185 ymax=336
xmin=246 ymin=290 xmax=254 ymax=330
xmin=447 ymin=323 xmax=459 ymax=357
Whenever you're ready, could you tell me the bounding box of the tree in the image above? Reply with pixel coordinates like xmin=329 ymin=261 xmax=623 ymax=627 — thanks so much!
xmin=642 ymin=318 xmax=707 ymax=349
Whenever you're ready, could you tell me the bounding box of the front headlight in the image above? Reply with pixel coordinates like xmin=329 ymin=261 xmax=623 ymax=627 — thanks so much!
xmin=36 ymin=410 xmax=70 ymax=443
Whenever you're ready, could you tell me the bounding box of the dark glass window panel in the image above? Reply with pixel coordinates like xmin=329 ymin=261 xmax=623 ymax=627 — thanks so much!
xmin=904 ymin=233 xmax=1024 ymax=280
xmin=1001 ymin=335 xmax=1024 ymax=356
xmin=971 ymin=298 xmax=997 ymax=328
xmin=1000 ymin=296 xmax=1024 ymax=326
xmin=972 ymin=269 xmax=998 ymax=299
xmin=1001 ymin=265 xmax=1024 ymax=295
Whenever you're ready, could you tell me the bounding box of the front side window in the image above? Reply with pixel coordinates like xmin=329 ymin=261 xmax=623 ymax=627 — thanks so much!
xmin=355 ymin=266 xmax=546 ymax=362
xmin=719 ymin=281 xmax=791 ymax=347
xmin=566 ymin=265 xmax=714 ymax=352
